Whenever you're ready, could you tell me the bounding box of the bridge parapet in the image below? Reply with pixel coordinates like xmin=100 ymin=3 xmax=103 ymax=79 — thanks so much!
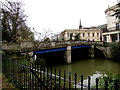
xmin=2 ymin=41 xmax=104 ymax=52
xmin=38 ymin=41 xmax=104 ymax=49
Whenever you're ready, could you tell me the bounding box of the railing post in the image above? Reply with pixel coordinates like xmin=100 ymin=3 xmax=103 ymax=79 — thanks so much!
xmin=105 ymin=80 xmax=108 ymax=90
xmin=16 ymin=65 xmax=18 ymax=87
xmin=64 ymin=71 xmax=66 ymax=89
xmin=38 ymin=64 xmax=41 ymax=89
xmin=12 ymin=60 xmax=15 ymax=83
xmin=114 ymin=79 xmax=118 ymax=90
xmin=50 ymin=68 xmax=52 ymax=89
xmin=47 ymin=68 xmax=49 ymax=88
xmin=69 ymin=72 xmax=71 ymax=90
xmin=25 ymin=65 xmax=27 ymax=89
xmin=24 ymin=67 xmax=26 ymax=89
xmin=96 ymin=78 xmax=99 ymax=90
xmin=81 ymin=75 xmax=83 ymax=90
xmin=32 ymin=63 xmax=34 ymax=89
xmin=40 ymin=65 xmax=42 ymax=90
xmin=54 ymin=69 xmax=56 ymax=89
xmin=75 ymin=73 xmax=77 ymax=90
xmin=43 ymin=66 xmax=45 ymax=90
xmin=30 ymin=63 xmax=32 ymax=90
xmin=35 ymin=63 xmax=37 ymax=89
xmin=59 ymin=70 xmax=61 ymax=90
xmin=26 ymin=70 xmax=28 ymax=89
xmin=88 ymin=76 xmax=91 ymax=90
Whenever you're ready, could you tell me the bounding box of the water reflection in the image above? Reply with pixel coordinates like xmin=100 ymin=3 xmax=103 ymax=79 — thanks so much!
xmin=48 ymin=59 xmax=120 ymax=86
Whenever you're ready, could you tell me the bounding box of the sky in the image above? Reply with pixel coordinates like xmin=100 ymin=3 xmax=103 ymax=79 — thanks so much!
xmin=1 ymin=0 xmax=119 ymax=34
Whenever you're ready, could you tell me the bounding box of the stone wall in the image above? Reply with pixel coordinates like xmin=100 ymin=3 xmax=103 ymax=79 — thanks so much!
xmin=2 ymin=41 xmax=33 ymax=50
xmin=96 ymin=45 xmax=113 ymax=59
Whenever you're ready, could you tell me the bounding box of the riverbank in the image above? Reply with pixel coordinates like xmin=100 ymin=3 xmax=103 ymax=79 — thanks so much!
xmin=0 ymin=74 xmax=15 ymax=89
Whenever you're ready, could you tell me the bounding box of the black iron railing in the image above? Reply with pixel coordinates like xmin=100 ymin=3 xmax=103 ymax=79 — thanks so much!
xmin=2 ymin=58 xmax=119 ymax=89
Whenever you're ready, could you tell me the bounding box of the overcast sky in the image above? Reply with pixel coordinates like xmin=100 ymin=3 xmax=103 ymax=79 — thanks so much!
xmin=2 ymin=0 xmax=118 ymax=34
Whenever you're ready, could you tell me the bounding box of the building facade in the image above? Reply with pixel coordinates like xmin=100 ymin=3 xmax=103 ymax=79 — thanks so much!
xmin=61 ymin=29 xmax=102 ymax=41
xmin=102 ymin=3 xmax=120 ymax=42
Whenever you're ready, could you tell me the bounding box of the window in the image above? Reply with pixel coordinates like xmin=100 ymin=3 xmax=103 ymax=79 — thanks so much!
xmin=70 ymin=33 xmax=73 ymax=40
xmin=88 ymin=33 xmax=90 ymax=37
xmin=83 ymin=33 xmax=85 ymax=37
xmin=97 ymin=33 xmax=99 ymax=37
xmin=67 ymin=33 xmax=70 ymax=38
xmin=116 ymin=23 xmax=119 ymax=30
xmin=92 ymin=33 xmax=94 ymax=37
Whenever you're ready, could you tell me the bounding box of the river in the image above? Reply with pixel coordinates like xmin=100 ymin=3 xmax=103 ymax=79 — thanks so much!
xmin=47 ymin=58 xmax=120 ymax=87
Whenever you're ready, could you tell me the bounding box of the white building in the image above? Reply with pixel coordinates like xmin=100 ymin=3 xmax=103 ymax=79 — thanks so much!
xmin=60 ymin=20 xmax=102 ymax=41
xmin=61 ymin=29 xmax=101 ymax=41
xmin=102 ymin=3 xmax=120 ymax=42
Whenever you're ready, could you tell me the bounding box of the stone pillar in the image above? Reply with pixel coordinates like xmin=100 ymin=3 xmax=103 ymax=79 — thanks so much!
xmin=89 ymin=45 xmax=95 ymax=58
xmin=106 ymin=46 xmax=113 ymax=59
xmin=64 ymin=32 xmax=68 ymax=41
xmin=107 ymin=34 xmax=112 ymax=42
xmin=64 ymin=46 xmax=71 ymax=64
xmin=117 ymin=33 xmax=120 ymax=42
xmin=106 ymin=35 xmax=108 ymax=42
xmin=102 ymin=35 xmax=104 ymax=41
xmin=109 ymin=34 xmax=112 ymax=42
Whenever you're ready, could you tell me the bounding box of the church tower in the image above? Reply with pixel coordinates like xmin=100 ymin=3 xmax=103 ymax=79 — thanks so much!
xmin=79 ymin=19 xmax=82 ymax=29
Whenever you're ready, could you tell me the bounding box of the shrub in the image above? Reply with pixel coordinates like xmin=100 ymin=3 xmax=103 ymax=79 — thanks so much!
xmin=98 ymin=73 xmax=120 ymax=89
xmin=111 ymin=43 xmax=120 ymax=61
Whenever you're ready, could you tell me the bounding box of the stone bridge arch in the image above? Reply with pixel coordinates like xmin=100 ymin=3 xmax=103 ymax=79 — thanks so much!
xmin=96 ymin=46 xmax=112 ymax=59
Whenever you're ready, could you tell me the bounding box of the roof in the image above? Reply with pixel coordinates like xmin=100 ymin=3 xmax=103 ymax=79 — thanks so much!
xmin=64 ymin=29 xmax=101 ymax=31
xmin=105 ymin=4 xmax=119 ymax=14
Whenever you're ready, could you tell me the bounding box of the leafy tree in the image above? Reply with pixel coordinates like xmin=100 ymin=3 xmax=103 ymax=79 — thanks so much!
xmin=1 ymin=0 xmax=33 ymax=43
xmin=43 ymin=37 xmax=50 ymax=42
xmin=17 ymin=25 xmax=34 ymax=42
xmin=74 ymin=33 xmax=80 ymax=41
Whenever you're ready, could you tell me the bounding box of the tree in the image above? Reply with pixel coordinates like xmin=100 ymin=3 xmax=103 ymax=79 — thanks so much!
xmin=17 ymin=24 xmax=34 ymax=42
xmin=30 ymin=28 xmax=53 ymax=51
xmin=111 ymin=43 xmax=120 ymax=61
xmin=1 ymin=0 xmax=33 ymax=43
xmin=74 ymin=33 xmax=80 ymax=41
xmin=43 ymin=37 xmax=50 ymax=42
xmin=98 ymin=73 xmax=120 ymax=89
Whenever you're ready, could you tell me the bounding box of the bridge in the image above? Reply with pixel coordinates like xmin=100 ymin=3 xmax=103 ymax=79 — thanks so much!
xmin=31 ymin=41 xmax=112 ymax=64
xmin=2 ymin=41 xmax=113 ymax=64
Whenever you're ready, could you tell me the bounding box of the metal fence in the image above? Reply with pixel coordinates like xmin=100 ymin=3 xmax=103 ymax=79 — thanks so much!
xmin=2 ymin=58 xmax=119 ymax=89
